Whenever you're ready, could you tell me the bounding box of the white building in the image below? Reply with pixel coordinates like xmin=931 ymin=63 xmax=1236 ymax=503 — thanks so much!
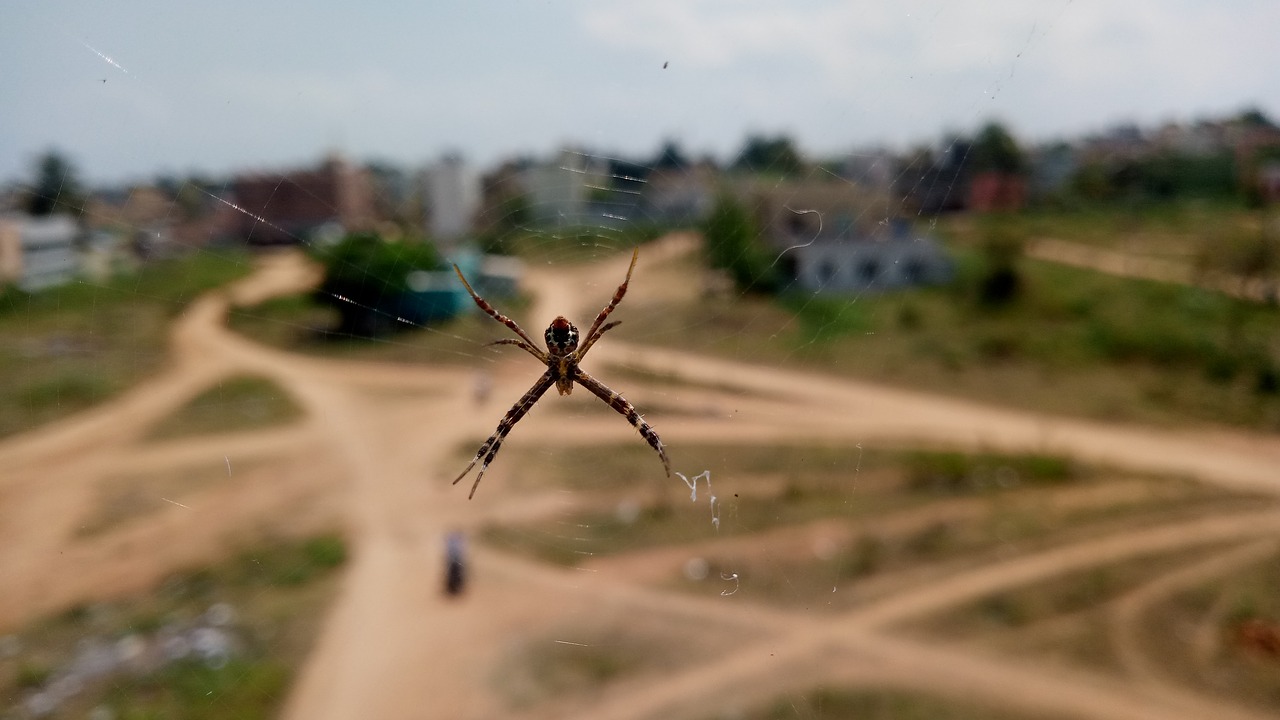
xmin=0 ymin=214 xmax=81 ymax=291
xmin=518 ymin=149 xmax=611 ymax=228
xmin=422 ymin=154 xmax=480 ymax=243
xmin=792 ymin=235 xmax=952 ymax=294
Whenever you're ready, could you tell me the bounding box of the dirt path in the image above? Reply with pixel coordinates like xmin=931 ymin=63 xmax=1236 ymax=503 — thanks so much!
xmin=572 ymin=509 xmax=1280 ymax=720
xmin=3 ymin=240 xmax=1280 ymax=719
xmin=1108 ymin=540 xmax=1278 ymax=688
xmin=1028 ymin=237 xmax=1277 ymax=302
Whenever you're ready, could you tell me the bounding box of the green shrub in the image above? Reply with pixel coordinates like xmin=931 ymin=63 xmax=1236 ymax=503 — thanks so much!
xmin=905 ymin=451 xmax=1075 ymax=494
xmin=974 ymin=220 xmax=1026 ymax=308
xmin=783 ymin=295 xmax=871 ymax=344
xmin=18 ymin=372 xmax=113 ymax=410
xmin=702 ymin=195 xmax=779 ymax=294
xmin=313 ymin=233 xmax=445 ymax=336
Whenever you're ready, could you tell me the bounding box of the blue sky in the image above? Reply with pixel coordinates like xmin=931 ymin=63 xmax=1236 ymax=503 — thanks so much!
xmin=2 ymin=1 xmax=1276 ymax=185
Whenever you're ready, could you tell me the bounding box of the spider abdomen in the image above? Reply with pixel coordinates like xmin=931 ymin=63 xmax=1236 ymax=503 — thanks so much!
xmin=545 ymin=316 xmax=580 ymax=355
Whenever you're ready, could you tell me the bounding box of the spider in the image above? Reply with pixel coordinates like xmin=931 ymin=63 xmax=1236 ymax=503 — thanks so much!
xmin=452 ymin=247 xmax=671 ymax=498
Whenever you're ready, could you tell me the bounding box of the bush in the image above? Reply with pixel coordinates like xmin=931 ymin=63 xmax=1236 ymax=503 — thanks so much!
xmin=905 ymin=451 xmax=1076 ymax=494
xmin=782 ymin=294 xmax=871 ymax=344
xmin=974 ymin=221 xmax=1025 ymax=308
xmin=313 ymin=233 xmax=445 ymax=336
xmin=701 ymin=195 xmax=779 ymax=294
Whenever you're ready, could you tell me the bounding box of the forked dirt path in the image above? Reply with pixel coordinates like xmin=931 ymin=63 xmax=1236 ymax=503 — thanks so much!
xmin=2 ymin=239 xmax=1279 ymax=719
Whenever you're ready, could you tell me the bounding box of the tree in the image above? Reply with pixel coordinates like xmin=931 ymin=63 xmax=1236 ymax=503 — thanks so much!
xmin=156 ymin=173 xmax=221 ymax=220
xmin=314 ymin=233 xmax=445 ymax=337
xmin=732 ymin=135 xmax=804 ymax=176
xmin=970 ymin=122 xmax=1025 ymax=175
xmin=1238 ymin=107 xmax=1277 ymax=129
xmin=27 ymin=150 xmax=86 ymax=217
xmin=701 ymin=194 xmax=777 ymax=293
xmin=652 ymin=140 xmax=690 ymax=171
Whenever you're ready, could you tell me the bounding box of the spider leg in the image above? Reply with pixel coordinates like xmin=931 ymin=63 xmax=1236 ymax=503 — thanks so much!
xmin=573 ymin=368 xmax=671 ymax=477
xmin=487 ymin=338 xmax=548 ymax=362
xmin=453 ymin=264 xmax=542 ymax=349
xmin=579 ymin=247 xmax=638 ymax=354
xmin=575 ymin=320 xmax=621 ymax=359
xmin=454 ymin=372 xmax=556 ymax=498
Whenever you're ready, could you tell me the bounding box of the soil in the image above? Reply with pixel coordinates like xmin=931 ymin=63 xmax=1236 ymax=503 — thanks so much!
xmin=2 ymin=236 xmax=1279 ymax=719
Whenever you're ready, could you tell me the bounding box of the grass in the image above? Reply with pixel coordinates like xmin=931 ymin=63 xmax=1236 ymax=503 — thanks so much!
xmin=226 ymin=291 xmax=532 ymax=365
xmin=618 ymin=246 xmax=1280 ymax=430
xmin=941 ymin=198 xmax=1262 ymax=259
xmin=103 ymin=659 xmax=290 ymax=720
xmin=1139 ymin=548 xmax=1280 ymax=711
xmin=490 ymin=441 xmax=1087 ymax=503
xmin=489 ymin=441 xmax=882 ymax=495
xmin=145 ymin=374 xmax=305 ymax=441
xmin=225 ymin=240 xmax=672 ymax=361
xmin=671 ymin=477 xmax=1245 ymax=613
xmin=476 ymin=438 xmax=1261 ymax=622
xmin=718 ymin=686 xmax=1070 ymax=720
xmin=500 ymin=629 xmax=657 ymax=703
xmin=0 ymin=249 xmax=253 ymax=439
xmin=910 ymin=544 xmax=1250 ymax=677
xmin=903 ymin=450 xmax=1077 ymax=493
xmin=497 ymin=614 xmax=740 ymax=709
xmin=478 ymin=443 xmax=1094 ymax=567
xmin=0 ymin=532 xmax=347 ymax=720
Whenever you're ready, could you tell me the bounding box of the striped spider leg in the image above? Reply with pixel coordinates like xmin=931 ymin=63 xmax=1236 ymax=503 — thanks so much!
xmin=451 ymin=247 xmax=670 ymax=498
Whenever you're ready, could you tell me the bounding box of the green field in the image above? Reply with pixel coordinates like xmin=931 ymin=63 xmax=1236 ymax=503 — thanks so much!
xmin=943 ymin=199 xmax=1266 ymax=259
xmin=0 ymin=533 xmax=346 ymax=720
xmin=714 ymin=686 xmax=1072 ymax=720
xmin=619 ymin=245 xmax=1280 ymax=431
xmin=0 ymin=250 xmax=253 ymax=439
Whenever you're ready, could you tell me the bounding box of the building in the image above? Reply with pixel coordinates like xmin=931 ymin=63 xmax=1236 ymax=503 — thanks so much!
xmin=791 ymin=233 xmax=952 ymax=294
xmin=836 ymin=147 xmax=898 ymax=191
xmin=517 ymin=149 xmax=612 ymax=228
xmin=421 ymin=154 xmax=480 ymax=244
xmin=0 ymin=214 xmax=81 ymax=291
xmin=967 ymin=171 xmax=1027 ymax=212
xmin=639 ymin=162 xmax=715 ymax=226
xmin=232 ymin=154 xmax=376 ymax=245
xmin=737 ymin=178 xmax=950 ymax=294
xmin=736 ymin=177 xmax=892 ymax=251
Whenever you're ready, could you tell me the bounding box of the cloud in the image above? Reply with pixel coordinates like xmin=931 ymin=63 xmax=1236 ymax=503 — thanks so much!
xmin=580 ymin=2 xmax=1051 ymax=77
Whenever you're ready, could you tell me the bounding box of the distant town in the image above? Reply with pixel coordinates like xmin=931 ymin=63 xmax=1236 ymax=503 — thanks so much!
xmin=3 ymin=106 xmax=1279 ymax=301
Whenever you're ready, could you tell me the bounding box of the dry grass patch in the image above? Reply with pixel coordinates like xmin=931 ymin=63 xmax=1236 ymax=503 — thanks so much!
xmin=1139 ymin=548 xmax=1280 ymax=711
xmin=0 ymin=533 xmax=346 ymax=720
xmin=712 ymin=685 xmax=1071 ymax=720
xmin=145 ymin=375 xmax=304 ymax=441
xmin=0 ymin=251 xmax=252 ymax=439
xmin=77 ymin=458 xmax=275 ymax=537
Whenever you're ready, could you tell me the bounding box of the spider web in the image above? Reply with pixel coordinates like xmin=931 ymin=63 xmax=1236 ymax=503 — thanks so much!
xmin=4 ymin=3 xmax=1280 ymax=720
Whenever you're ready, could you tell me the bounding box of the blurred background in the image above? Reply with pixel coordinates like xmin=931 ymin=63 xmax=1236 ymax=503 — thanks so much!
xmin=3 ymin=2 xmax=1280 ymax=719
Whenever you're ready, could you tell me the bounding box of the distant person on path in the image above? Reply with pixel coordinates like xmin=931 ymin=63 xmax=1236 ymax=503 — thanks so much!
xmin=444 ymin=531 xmax=467 ymax=597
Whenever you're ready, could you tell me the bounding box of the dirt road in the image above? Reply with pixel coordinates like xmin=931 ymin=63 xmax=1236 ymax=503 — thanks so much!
xmin=2 ymin=238 xmax=1279 ymax=719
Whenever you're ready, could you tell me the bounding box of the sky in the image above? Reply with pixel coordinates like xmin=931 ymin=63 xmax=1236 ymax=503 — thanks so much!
xmin=2 ymin=0 xmax=1277 ymax=186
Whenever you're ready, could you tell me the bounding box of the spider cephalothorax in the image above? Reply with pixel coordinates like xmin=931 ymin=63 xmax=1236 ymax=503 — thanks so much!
xmin=451 ymin=248 xmax=671 ymax=498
